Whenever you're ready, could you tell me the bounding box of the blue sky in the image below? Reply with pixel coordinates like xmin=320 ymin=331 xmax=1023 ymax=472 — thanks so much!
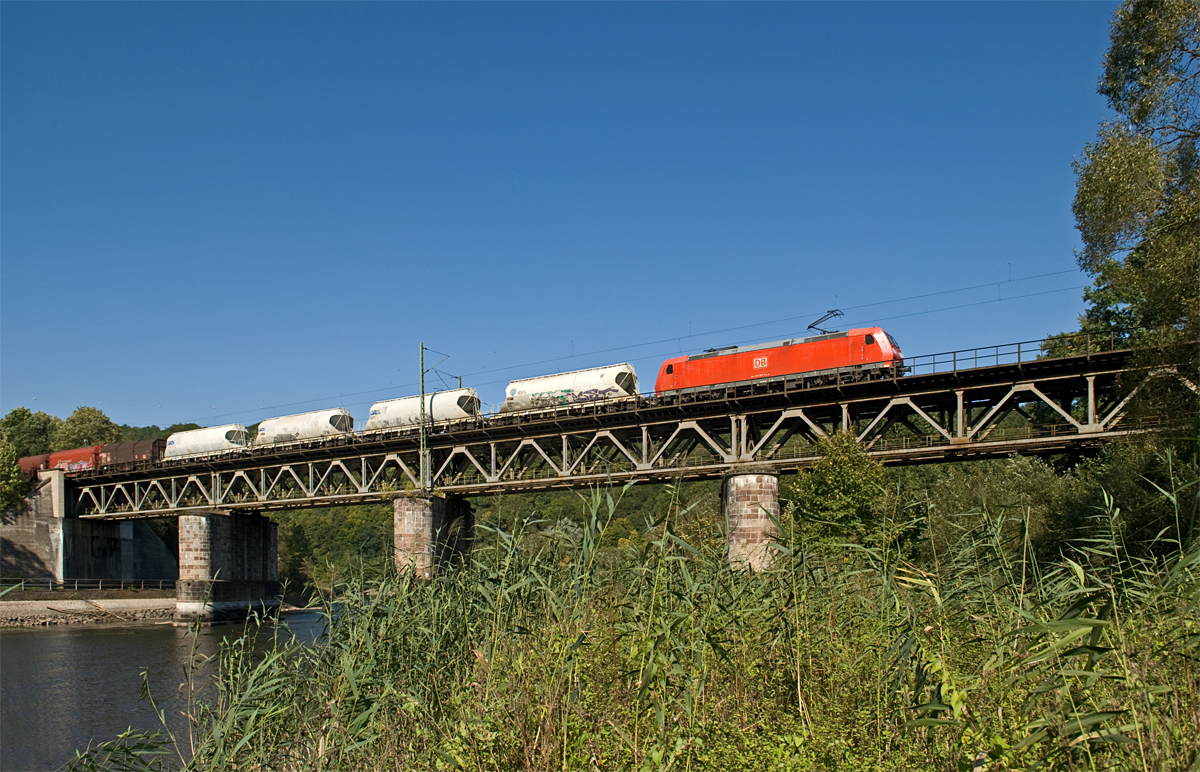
xmin=2 ymin=2 xmax=1118 ymax=429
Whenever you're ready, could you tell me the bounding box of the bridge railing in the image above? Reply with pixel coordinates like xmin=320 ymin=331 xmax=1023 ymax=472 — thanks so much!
xmin=0 ymin=578 xmax=176 ymax=592
xmin=903 ymin=330 xmax=1128 ymax=377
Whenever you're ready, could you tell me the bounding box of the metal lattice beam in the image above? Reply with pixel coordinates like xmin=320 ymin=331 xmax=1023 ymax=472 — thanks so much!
xmin=69 ymin=350 xmax=1197 ymax=519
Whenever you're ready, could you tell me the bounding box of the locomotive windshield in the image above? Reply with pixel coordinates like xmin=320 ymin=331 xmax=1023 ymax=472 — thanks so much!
xmin=886 ymin=332 xmax=901 ymax=353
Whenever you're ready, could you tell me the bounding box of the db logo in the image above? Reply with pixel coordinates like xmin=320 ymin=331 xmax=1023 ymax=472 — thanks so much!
xmin=753 ymin=357 xmax=768 ymax=369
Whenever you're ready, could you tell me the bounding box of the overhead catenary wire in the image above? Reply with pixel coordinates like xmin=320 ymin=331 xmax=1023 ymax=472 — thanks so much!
xmin=179 ymin=268 xmax=1084 ymax=424
xmin=459 ymin=283 xmax=1087 ymax=392
xmin=452 ymin=275 xmax=1084 ymax=383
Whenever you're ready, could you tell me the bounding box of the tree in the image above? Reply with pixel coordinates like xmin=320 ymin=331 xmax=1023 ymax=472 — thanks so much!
xmin=118 ymin=422 xmax=202 ymax=441
xmin=52 ymin=407 xmax=123 ymax=450
xmin=119 ymin=423 xmax=164 ymax=442
xmin=781 ymin=431 xmax=885 ymax=542
xmin=0 ymin=440 xmax=24 ymax=510
xmin=1067 ymin=0 xmax=1199 ymax=347
xmin=0 ymin=407 xmax=63 ymax=458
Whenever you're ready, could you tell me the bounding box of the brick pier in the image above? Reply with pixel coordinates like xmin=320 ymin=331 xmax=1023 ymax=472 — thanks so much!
xmin=394 ymin=494 xmax=474 ymax=579
xmin=174 ymin=512 xmax=279 ymax=625
xmin=723 ymin=468 xmax=780 ymax=572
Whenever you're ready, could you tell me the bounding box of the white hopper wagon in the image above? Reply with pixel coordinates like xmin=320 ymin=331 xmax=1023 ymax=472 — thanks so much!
xmin=255 ymin=408 xmax=354 ymax=445
xmin=500 ymin=363 xmax=638 ymax=413
xmin=362 ymin=388 xmax=481 ymax=432
xmin=164 ymin=424 xmax=251 ymax=459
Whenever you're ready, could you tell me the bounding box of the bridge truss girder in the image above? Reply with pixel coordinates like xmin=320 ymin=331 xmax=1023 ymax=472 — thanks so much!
xmin=72 ymin=363 xmax=1196 ymax=519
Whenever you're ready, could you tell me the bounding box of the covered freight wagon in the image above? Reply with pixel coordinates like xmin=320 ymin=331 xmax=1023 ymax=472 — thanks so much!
xmin=362 ymin=389 xmax=481 ymax=432
xmin=20 ymin=440 xmax=169 ymax=476
xmin=19 ymin=446 xmax=104 ymax=474
xmin=51 ymin=446 xmax=103 ymax=472
xmin=17 ymin=453 xmax=51 ymax=477
xmin=99 ymin=439 xmax=166 ymax=467
xmin=255 ymin=409 xmax=353 ymax=445
xmin=500 ymin=364 xmax=638 ymax=413
xmin=165 ymin=425 xmax=250 ymax=458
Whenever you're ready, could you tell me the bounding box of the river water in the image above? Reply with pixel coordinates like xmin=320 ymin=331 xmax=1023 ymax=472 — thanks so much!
xmin=0 ymin=612 xmax=325 ymax=772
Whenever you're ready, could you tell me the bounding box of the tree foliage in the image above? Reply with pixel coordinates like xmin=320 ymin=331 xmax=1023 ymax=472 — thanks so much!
xmin=0 ymin=440 xmax=25 ymax=511
xmin=781 ymin=431 xmax=885 ymax=541
xmin=161 ymin=422 xmax=203 ymax=437
xmin=1 ymin=407 xmax=63 ymax=458
xmin=1 ymin=406 xmax=204 ymax=457
xmin=118 ymin=421 xmax=203 ymax=442
xmin=51 ymin=407 xmax=124 ymax=450
xmin=272 ymin=502 xmax=395 ymax=592
xmin=1102 ymin=0 xmax=1200 ymax=137
xmin=1068 ymin=0 xmax=1199 ymax=346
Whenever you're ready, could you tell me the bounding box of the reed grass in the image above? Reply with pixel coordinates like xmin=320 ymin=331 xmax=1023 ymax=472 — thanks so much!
xmin=65 ymin=464 xmax=1200 ymax=772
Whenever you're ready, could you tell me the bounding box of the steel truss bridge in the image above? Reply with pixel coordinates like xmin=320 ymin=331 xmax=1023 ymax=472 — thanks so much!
xmin=71 ymin=340 xmax=1197 ymax=519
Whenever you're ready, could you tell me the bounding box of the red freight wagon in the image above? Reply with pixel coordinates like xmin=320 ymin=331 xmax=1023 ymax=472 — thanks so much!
xmin=46 ymin=445 xmax=102 ymax=472
xmin=655 ymin=327 xmax=903 ymax=394
xmin=18 ymin=454 xmax=51 ymax=477
xmin=100 ymin=439 xmax=166 ymax=467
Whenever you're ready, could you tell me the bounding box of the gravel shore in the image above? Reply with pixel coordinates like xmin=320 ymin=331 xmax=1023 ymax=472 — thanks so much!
xmin=0 ymin=598 xmax=176 ymax=627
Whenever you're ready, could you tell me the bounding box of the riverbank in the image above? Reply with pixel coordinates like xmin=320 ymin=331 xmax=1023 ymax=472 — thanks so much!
xmin=3 ymin=587 xmax=175 ymax=601
xmin=0 ymin=597 xmax=176 ymax=627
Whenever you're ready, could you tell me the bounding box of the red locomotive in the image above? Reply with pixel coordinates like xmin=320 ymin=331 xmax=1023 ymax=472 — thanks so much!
xmin=654 ymin=327 xmax=903 ymax=394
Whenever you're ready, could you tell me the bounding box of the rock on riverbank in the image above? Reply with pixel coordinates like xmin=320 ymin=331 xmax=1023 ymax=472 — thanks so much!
xmin=0 ymin=598 xmax=175 ymax=627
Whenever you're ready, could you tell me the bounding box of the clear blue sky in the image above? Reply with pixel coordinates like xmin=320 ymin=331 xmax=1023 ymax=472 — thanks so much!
xmin=2 ymin=2 xmax=1118 ymax=429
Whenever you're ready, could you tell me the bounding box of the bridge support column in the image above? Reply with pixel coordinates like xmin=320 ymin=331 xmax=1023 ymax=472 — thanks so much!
xmin=394 ymin=494 xmax=475 ymax=579
xmin=174 ymin=512 xmax=279 ymax=625
xmin=394 ymin=495 xmax=444 ymax=579
xmin=723 ymin=468 xmax=779 ymax=572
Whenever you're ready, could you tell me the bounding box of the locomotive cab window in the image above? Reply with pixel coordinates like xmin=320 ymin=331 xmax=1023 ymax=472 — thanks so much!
xmin=864 ymin=334 xmax=875 ymax=345
xmin=666 ymin=364 xmax=674 ymax=374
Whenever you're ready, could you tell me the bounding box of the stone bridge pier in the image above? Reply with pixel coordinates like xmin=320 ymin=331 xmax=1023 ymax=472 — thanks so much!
xmin=174 ymin=511 xmax=279 ymax=625
xmin=394 ymin=493 xmax=475 ymax=578
xmin=395 ymin=481 xmax=775 ymax=575
xmin=723 ymin=467 xmax=780 ymax=572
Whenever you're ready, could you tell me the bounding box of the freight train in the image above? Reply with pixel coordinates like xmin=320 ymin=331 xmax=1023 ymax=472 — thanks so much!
xmin=18 ymin=439 xmax=167 ymax=476
xmin=18 ymin=326 xmax=901 ymax=474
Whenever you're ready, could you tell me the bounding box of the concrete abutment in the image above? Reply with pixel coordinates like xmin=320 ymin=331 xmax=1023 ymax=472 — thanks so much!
xmin=723 ymin=467 xmax=780 ymax=572
xmin=1 ymin=470 xmax=177 ymax=583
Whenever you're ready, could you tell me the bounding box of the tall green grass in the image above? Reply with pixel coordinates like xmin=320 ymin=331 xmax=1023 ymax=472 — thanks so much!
xmin=67 ymin=472 xmax=1200 ymax=771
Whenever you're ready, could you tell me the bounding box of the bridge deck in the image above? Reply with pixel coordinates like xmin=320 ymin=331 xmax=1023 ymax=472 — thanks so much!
xmin=68 ymin=347 xmax=1195 ymax=518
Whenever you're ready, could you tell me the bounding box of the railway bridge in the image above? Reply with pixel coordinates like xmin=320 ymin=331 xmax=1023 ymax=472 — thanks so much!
xmin=28 ymin=338 xmax=1199 ymax=622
